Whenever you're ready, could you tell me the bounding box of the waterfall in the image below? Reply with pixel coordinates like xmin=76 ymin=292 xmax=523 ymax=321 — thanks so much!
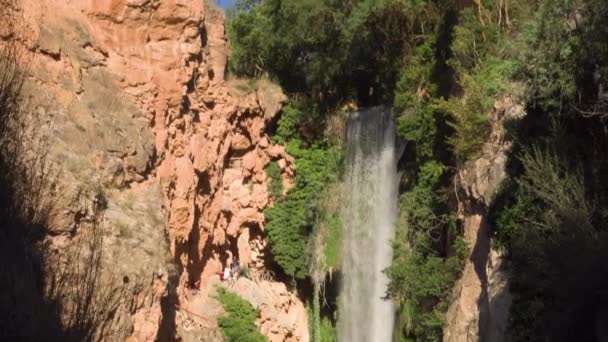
xmin=338 ymin=106 xmax=398 ymax=342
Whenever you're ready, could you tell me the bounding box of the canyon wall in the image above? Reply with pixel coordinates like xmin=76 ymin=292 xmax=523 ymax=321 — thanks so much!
xmin=443 ymin=96 xmax=525 ymax=342
xmin=15 ymin=0 xmax=306 ymax=340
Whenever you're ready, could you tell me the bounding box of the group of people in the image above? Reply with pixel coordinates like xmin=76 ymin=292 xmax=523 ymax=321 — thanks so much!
xmin=217 ymin=259 xmax=240 ymax=283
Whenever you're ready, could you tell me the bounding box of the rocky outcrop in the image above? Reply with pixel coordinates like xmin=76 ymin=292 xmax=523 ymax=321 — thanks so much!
xmin=15 ymin=0 xmax=305 ymax=340
xmin=444 ymin=96 xmax=525 ymax=342
xmin=174 ymin=275 xmax=309 ymax=342
xmin=233 ymin=278 xmax=309 ymax=342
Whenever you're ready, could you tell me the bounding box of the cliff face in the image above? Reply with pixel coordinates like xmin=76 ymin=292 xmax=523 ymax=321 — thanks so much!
xmin=16 ymin=0 xmax=305 ymax=340
xmin=444 ymin=96 xmax=525 ymax=342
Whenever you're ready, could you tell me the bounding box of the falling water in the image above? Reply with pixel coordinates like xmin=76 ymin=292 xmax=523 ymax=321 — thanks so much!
xmin=338 ymin=106 xmax=398 ymax=342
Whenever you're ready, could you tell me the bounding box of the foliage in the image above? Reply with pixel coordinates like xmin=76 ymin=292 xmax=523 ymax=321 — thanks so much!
xmin=310 ymin=180 xmax=342 ymax=278
xmin=264 ymin=104 xmax=342 ymax=279
xmin=228 ymin=0 xmax=448 ymax=107
xmin=387 ymin=3 xmax=465 ymax=340
xmin=442 ymin=2 xmax=524 ymax=163
xmin=308 ymin=181 xmax=341 ymax=341
xmin=517 ymin=0 xmax=581 ymax=111
xmin=390 ymin=42 xmax=465 ymax=339
xmin=273 ymin=104 xmax=303 ymax=145
xmin=397 ymin=105 xmax=440 ymax=162
xmin=306 ymin=297 xmax=337 ymax=342
xmin=321 ymin=213 xmax=341 ymax=269
xmin=394 ymin=40 xmax=438 ymax=113
xmin=319 ymin=316 xmax=337 ymax=342
xmin=517 ymin=0 xmax=608 ymax=116
xmin=265 ymin=161 xmax=283 ymax=200
xmin=387 ymin=179 xmax=463 ymax=341
xmin=489 ymin=145 xmax=608 ymax=341
xmin=485 ymin=1 xmax=608 ymax=339
xmin=230 ymin=0 xmax=608 ymax=341
xmin=226 ymin=7 xmax=272 ymax=78
xmin=391 ymin=253 xmax=461 ymax=303
xmin=216 ymin=288 xmax=267 ymax=342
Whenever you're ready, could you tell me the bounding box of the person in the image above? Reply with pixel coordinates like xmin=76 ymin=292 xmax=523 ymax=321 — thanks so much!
xmin=223 ymin=266 xmax=231 ymax=281
xmin=231 ymin=259 xmax=240 ymax=275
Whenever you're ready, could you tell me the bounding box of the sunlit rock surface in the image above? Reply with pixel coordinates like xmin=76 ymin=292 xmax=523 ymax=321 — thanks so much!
xmin=15 ymin=0 xmax=305 ymax=340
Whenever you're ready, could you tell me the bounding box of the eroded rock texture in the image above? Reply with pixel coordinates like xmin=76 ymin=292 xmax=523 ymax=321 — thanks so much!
xmin=15 ymin=0 xmax=305 ymax=340
xmin=444 ymin=96 xmax=525 ymax=342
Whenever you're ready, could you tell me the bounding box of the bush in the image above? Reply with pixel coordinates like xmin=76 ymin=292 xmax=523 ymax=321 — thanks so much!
xmin=217 ymin=288 xmax=266 ymax=342
xmin=264 ymin=139 xmax=341 ymax=278
xmin=320 ymin=316 xmax=337 ymax=342
xmin=265 ymin=161 xmax=283 ymax=200
xmin=273 ymin=104 xmax=303 ymax=145
xmin=388 ymin=250 xmax=462 ymax=341
xmin=444 ymin=57 xmax=517 ymax=163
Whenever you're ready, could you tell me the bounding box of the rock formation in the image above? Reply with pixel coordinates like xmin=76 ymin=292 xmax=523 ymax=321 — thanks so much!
xmin=13 ymin=0 xmax=306 ymax=340
xmin=444 ymin=96 xmax=525 ymax=342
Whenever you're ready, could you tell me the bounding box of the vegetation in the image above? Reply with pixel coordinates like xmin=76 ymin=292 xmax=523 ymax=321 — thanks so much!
xmin=216 ymin=288 xmax=267 ymax=342
xmin=229 ymin=0 xmax=608 ymax=340
xmin=3 ymin=0 xmax=607 ymax=339
xmin=486 ymin=1 xmax=608 ymax=340
xmin=263 ymin=137 xmax=341 ymax=278
xmin=262 ymin=101 xmax=343 ymax=279
xmin=227 ymin=0 xmax=437 ymax=107
xmin=265 ymin=161 xmax=283 ymax=200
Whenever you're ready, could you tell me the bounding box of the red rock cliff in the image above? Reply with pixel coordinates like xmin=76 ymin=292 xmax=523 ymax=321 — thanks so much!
xmin=16 ymin=0 xmax=307 ymax=340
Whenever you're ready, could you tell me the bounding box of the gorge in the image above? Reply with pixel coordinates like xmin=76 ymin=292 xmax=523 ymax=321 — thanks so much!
xmin=1 ymin=0 xmax=608 ymax=341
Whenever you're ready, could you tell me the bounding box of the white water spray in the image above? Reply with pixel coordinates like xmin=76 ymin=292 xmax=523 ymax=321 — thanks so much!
xmin=338 ymin=106 xmax=398 ymax=342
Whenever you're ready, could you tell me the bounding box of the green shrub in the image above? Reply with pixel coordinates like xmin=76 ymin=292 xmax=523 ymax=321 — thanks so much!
xmin=217 ymin=288 xmax=266 ymax=342
xmin=263 ymin=103 xmax=343 ymax=278
xmin=397 ymin=105 xmax=439 ymax=162
xmin=443 ymin=58 xmax=516 ymax=163
xmin=307 ymin=294 xmax=337 ymax=342
xmin=264 ymin=140 xmax=341 ymax=278
xmin=265 ymin=161 xmax=283 ymax=200
xmin=273 ymin=104 xmax=303 ymax=145
xmin=320 ymin=316 xmax=337 ymax=342
xmin=517 ymin=0 xmax=580 ymax=111
xmin=387 ymin=128 xmax=463 ymax=341
xmin=394 ymin=40 xmax=438 ymax=113
xmin=388 ymin=249 xmax=462 ymax=341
